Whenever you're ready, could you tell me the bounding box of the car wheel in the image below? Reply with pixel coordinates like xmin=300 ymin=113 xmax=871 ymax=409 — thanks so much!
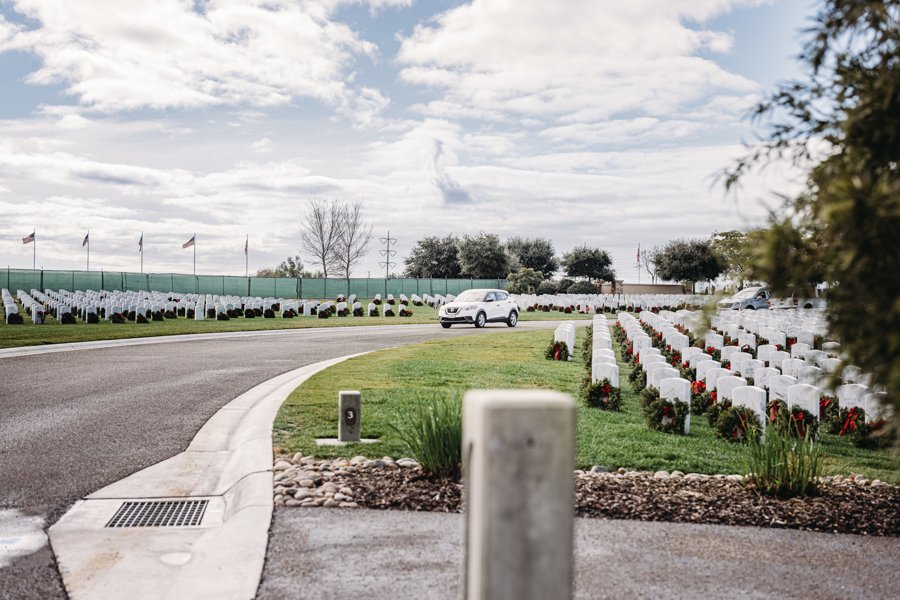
xmin=441 ymin=322 xmax=452 ymax=329
xmin=747 ymin=305 xmax=756 ymax=310
xmin=474 ymin=312 xmax=486 ymax=328
xmin=507 ymin=311 xmax=518 ymax=327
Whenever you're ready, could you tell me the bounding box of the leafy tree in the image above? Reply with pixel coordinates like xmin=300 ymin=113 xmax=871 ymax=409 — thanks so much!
xmin=506 ymin=267 xmax=544 ymax=294
xmin=536 ymin=280 xmax=559 ymax=295
xmin=724 ymin=0 xmax=899 ymax=420
xmin=255 ymin=255 xmax=315 ymax=278
xmin=568 ymin=280 xmax=597 ymax=294
xmin=655 ymin=239 xmax=722 ymax=292
xmin=457 ymin=233 xmax=510 ymax=278
xmin=560 ymin=245 xmax=615 ymax=282
xmin=557 ymin=278 xmax=576 ymax=293
xmin=505 ymin=236 xmax=559 ymax=277
xmin=710 ymin=231 xmax=755 ymax=289
xmin=403 ymin=235 xmax=461 ymax=278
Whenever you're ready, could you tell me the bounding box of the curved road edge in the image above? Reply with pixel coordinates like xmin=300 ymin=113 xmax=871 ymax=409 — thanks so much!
xmin=47 ymin=352 xmax=369 ymax=600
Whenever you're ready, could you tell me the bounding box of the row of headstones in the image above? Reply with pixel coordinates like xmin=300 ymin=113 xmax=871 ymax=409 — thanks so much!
xmin=618 ymin=313 xmax=694 ymax=433
xmin=590 ymin=315 xmax=618 ymax=387
xmin=514 ymin=293 xmax=706 ymax=313
xmin=714 ymin=307 xmax=827 ymax=342
xmin=639 ymin=311 xmax=889 ymax=425
xmin=553 ymin=322 xmax=577 ymax=360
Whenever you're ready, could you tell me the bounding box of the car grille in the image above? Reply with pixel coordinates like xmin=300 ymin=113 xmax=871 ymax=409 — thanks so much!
xmin=446 ymin=307 xmax=459 ymax=314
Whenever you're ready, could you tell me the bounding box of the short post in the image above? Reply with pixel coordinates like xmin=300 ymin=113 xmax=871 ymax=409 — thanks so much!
xmin=338 ymin=390 xmax=361 ymax=443
xmin=462 ymin=390 xmax=575 ymax=600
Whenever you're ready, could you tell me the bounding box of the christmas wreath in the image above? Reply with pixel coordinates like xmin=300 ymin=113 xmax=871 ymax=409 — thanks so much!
xmin=841 ymin=411 xmax=895 ymax=449
xmin=86 ymin=312 xmax=99 ymax=324
xmin=110 ymin=312 xmax=126 ymax=324
xmin=136 ymin=313 xmax=150 ymax=323
xmin=629 ymin=366 xmax=646 ymax=392
xmin=740 ymin=344 xmax=754 ymax=357
xmin=384 ymin=307 xmax=395 ymax=317
xmin=820 ymin=396 xmax=841 ymax=432
xmin=545 ymin=341 xmax=569 ymax=361
xmin=690 ymin=385 xmax=715 ymax=415
xmin=705 ymin=346 xmax=721 ymax=362
xmin=639 ymin=386 xmax=660 ymax=409
xmin=714 ymin=406 xmax=760 ymax=442
xmin=399 ymin=307 xmax=414 ymax=317
xmin=353 ymin=306 xmax=364 ymax=317
xmin=707 ymin=398 xmax=732 ymax=427
xmin=644 ymin=397 xmax=689 ymax=434
xmin=583 ymin=378 xmax=621 ymax=411
xmin=769 ymin=401 xmax=818 ymax=439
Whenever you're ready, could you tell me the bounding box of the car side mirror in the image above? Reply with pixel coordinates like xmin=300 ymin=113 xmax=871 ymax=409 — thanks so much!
xmin=485 ymin=298 xmax=494 ymax=302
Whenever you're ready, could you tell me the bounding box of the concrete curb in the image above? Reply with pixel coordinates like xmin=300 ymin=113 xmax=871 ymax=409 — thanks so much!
xmin=0 ymin=324 xmax=443 ymax=359
xmin=48 ymin=352 xmax=368 ymax=600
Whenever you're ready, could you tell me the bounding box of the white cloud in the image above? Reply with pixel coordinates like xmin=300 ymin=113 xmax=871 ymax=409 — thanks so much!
xmin=0 ymin=0 xmax=389 ymax=123
xmin=397 ymin=0 xmax=762 ymax=137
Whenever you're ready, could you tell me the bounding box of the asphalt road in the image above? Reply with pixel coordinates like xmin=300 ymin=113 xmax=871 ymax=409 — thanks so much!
xmin=0 ymin=321 xmax=559 ymax=599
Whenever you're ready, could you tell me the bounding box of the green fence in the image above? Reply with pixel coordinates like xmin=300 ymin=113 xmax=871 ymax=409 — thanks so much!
xmin=1 ymin=268 xmax=507 ymax=299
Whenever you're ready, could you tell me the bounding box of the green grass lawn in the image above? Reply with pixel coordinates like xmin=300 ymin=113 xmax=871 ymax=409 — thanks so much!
xmin=273 ymin=328 xmax=899 ymax=483
xmin=0 ymin=299 xmax=593 ymax=349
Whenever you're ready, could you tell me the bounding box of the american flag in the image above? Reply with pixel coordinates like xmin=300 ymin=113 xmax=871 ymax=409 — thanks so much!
xmin=22 ymin=231 xmax=35 ymax=244
xmin=183 ymin=235 xmax=195 ymax=249
xmin=138 ymin=233 xmax=143 ymax=252
xmin=83 ymin=233 xmax=89 ymax=247
xmin=636 ymin=245 xmax=640 ymax=263
xmin=244 ymin=235 xmax=248 ymax=256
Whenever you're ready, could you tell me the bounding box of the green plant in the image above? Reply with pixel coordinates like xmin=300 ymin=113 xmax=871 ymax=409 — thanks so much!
xmin=745 ymin=428 xmax=824 ymax=497
xmin=581 ymin=324 xmax=593 ymax=367
xmin=583 ymin=378 xmax=621 ymax=411
xmin=389 ymin=393 xmax=462 ymax=478
xmin=545 ymin=340 xmax=569 ymax=361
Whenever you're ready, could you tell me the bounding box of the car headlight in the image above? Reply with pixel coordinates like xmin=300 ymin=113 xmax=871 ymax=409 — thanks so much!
xmin=460 ymin=306 xmax=474 ymax=312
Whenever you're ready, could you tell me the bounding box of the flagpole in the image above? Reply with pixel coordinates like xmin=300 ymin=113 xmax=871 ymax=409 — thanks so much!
xmin=193 ymin=233 xmax=196 ymax=276
xmin=140 ymin=231 xmax=144 ymax=274
xmin=86 ymin=231 xmax=90 ymax=271
xmin=245 ymin=234 xmax=249 ymax=277
xmin=33 ymin=228 xmax=36 ymax=270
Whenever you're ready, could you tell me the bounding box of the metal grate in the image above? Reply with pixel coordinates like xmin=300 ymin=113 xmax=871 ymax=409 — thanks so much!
xmin=106 ymin=500 xmax=208 ymax=528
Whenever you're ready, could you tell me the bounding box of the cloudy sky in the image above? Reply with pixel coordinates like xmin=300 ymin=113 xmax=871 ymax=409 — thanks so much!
xmin=0 ymin=0 xmax=816 ymax=280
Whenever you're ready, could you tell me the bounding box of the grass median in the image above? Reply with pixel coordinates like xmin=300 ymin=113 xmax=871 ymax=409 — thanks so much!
xmin=0 ymin=300 xmax=592 ymax=349
xmin=273 ymin=328 xmax=899 ymax=482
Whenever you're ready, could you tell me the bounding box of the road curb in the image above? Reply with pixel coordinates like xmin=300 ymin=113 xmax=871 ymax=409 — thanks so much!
xmin=48 ymin=352 xmax=368 ymax=600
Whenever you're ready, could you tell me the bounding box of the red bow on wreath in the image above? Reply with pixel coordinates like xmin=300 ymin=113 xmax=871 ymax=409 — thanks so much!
xmin=840 ymin=408 xmax=860 ymax=436
xmin=819 ymin=396 xmax=833 ymax=414
xmin=790 ymin=411 xmax=806 ymax=438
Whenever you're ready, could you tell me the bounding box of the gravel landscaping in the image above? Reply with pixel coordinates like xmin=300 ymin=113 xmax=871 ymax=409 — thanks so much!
xmin=273 ymin=454 xmax=899 ymax=537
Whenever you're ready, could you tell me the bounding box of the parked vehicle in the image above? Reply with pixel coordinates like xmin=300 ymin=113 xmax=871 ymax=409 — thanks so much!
xmin=717 ymin=286 xmax=770 ymax=310
xmin=768 ymin=287 xmax=827 ymax=310
xmin=438 ymin=289 xmax=518 ymax=328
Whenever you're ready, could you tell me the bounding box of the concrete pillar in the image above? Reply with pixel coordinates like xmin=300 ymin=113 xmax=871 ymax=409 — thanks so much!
xmin=462 ymin=390 xmax=575 ymax=600
xmin=338 ymin=390 xmax=361 ymax=443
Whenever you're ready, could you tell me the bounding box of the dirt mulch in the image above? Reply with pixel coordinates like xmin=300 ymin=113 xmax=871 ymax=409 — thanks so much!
xmin=336 ymin=469 xmax=900 ymax=537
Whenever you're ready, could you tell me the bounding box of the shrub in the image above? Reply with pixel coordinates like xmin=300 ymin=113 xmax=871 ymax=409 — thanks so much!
xmin=536 ymin=280 xmax=559 ymax=295
xmin=557 ymin=278 xmax=575 ymax=292
xmin=568 ymin=281 xmax=596 ymax=294
xmin=389 ymin=394 xmax=462 ymax=478
xmin=745 ymin=427 xmax=824 ymax=498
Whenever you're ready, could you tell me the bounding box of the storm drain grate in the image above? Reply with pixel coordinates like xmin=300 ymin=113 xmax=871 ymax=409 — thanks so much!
xmin=105 ymin=500 xmax=208 ymax=528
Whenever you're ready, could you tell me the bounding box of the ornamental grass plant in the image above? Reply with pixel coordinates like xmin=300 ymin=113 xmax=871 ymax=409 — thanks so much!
xmin=745 ymin=427 xmax=824 ymax=498
xmin=390 ymin=393 xmax=462 ymax=478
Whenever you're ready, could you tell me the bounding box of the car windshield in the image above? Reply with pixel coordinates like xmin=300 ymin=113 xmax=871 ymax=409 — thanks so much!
xmin=731 ymin=287 xmax=761 ymax=300
xmin=456 ymin=290 xmax=487 ymax=302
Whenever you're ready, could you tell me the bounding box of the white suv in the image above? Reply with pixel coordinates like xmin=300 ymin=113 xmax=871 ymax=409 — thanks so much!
xmin=438 ymin=289 xmax=518 ymax=329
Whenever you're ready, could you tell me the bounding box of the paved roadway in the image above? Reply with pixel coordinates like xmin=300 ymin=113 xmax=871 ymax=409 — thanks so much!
xmin=0 ymin=321 xmax=559 ymax=599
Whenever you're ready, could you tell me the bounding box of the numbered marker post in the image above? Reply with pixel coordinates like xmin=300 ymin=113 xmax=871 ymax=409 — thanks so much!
xmin=338 ymin=390 xmax=361 ymax=443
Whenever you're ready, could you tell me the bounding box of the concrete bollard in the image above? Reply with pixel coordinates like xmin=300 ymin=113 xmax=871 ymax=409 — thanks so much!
xmin=338 ymin=390 xmax=361 ymax=443
xmin=462 ymin=390 xmax=575 ymax=600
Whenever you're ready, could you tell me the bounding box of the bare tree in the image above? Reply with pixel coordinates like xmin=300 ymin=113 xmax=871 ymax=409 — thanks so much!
xmin=299 ymin=198 xmax=341 ymax=278
xmin=331 ymin=200 xmax=373 ymax=278
xmin=640 ymin=246 xmax=660 ymax=284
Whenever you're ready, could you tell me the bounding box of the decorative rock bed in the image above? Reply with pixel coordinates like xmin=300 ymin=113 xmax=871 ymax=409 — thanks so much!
xmin=273 ymin=455 xmax=899 ymax=536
